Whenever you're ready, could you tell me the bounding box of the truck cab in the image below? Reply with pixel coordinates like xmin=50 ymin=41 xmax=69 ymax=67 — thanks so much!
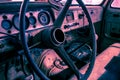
xmin=0 ymin=0 xmax=120 ymax=80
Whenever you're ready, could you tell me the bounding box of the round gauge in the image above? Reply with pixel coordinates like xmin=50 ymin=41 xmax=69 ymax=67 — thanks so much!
xmin=1 ymin=20 xmax=12 ymax=30
xmin=29 ymin=15 xmax=36 ymax=25
xmin=38 ymin=11 xmax=50 ymax=25
xmin=12 ymin=14 xmax=29 ymax=30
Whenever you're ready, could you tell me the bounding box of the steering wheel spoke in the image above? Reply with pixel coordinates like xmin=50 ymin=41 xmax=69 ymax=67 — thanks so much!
xmin=53 ymin=0 xmax=72 ymax=28
xmin=53 ymin=45 xmax=82 ymax=79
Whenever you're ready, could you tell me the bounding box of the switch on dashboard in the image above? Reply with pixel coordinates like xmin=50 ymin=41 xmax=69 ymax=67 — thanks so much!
xmin=64 ymin=22 xmax=79 ymax=29
xmin=78 ymin=13 xmax=84 ymax=19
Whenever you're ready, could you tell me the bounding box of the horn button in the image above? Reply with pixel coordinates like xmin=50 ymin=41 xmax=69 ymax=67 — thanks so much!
xmin=41 ymin=28 xmax=65 ymax=47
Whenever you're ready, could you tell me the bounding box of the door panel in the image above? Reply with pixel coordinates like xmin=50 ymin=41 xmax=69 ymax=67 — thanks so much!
xmin=100 ymin=0 xmax=120 ymax=52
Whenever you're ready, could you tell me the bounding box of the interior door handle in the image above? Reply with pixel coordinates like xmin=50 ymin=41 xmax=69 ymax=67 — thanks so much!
xmin=113 ymin=14 xmax=120 ymax=17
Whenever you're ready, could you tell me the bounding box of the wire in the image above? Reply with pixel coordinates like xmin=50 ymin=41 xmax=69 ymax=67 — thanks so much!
xmin=0 ymin=32 xmax=17 ymax=38
xmin=4 ymin=62 xmax=9 ymax=80
xmin=20 ymin=55 xmax=28 ymax=76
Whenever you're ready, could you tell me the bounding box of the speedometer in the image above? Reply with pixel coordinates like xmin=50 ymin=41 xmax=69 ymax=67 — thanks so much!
xmin=12 ymin=14 xmax=29 ymax=30
xmin=38 ymin=11 xmax=50 ymax=25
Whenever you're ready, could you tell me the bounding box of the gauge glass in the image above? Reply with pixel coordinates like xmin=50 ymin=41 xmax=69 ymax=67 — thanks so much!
xmin=29 ymin=16 xmax=36 ymax=25
xmin=1 ymin=20 xmax=12 ymax=30
xmin=38 ymin=11 xmax=50 ymax=25
xmin=12 ymin=14 xmax=29 ymax=30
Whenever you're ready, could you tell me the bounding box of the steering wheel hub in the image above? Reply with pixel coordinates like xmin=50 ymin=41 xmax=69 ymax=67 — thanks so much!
xmin=40 ymin=28 xmax=65 ymax=47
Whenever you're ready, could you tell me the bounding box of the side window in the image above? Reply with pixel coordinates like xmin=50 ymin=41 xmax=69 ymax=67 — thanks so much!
xmin=59 ymin=0 xmax=103 ymax=5
xmin=111 ymin=0 xmax=120 ymax=8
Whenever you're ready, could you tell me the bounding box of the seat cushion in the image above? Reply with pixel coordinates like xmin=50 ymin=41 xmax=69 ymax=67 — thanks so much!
xmin=69 ymin=43 xmax=120 ymax=80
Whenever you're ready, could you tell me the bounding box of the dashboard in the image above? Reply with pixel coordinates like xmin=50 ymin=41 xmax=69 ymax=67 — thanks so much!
xmin=0 ymin=2 xmax=103 ymax=38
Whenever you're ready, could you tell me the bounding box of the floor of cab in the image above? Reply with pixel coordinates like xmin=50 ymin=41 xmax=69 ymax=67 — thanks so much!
xmin=70 ymin=43 xmax=120 ymax=80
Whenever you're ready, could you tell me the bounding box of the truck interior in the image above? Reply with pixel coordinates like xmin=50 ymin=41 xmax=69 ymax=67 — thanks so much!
xmin=0 ymin=0 xmax=120 ymax=80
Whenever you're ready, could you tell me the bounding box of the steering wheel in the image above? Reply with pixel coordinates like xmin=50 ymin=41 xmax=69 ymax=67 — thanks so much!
xmin=19 ymin=0 xmax=97 ymax=80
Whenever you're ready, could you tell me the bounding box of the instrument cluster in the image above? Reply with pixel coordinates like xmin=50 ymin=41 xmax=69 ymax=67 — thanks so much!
xmin=0 ymin=10 xmax=53 ymax=38
xmin=61 ymin=6 xmax=103 ymax=32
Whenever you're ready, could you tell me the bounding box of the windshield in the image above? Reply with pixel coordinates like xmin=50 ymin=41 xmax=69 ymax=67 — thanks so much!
xmin=1 ymin=0 xmax=103 ymax=5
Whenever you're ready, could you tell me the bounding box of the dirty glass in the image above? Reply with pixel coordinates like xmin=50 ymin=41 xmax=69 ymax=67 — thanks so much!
xmin=82 ymin=0 xmax=103 ymax=5
xmin=111 ymin=0 xmax=120 ymax=8
xmin=63 ymin=0 xmax=103 ymax=5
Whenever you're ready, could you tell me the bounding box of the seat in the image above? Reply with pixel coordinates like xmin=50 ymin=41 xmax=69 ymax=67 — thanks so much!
xmin=70 ymin=43 xmax=120 ymax=80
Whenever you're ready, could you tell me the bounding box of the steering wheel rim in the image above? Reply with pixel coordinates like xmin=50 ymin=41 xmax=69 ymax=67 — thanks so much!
xmin=19 ymin=0 xmax=97 ymax=80
xmin=76 ymin=0 xmax=97 ymax=79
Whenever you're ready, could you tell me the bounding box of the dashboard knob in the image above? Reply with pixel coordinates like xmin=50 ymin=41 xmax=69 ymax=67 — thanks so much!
xmin=1 ymin=20 xmax=12 ymax=30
